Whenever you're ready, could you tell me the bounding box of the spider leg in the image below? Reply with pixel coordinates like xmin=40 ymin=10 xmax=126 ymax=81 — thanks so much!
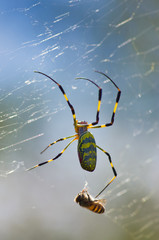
xmin=26 ymin=137 xmax=77 ymax=171
xmin=76 ymin=77 xmax=102 ymax=126
xmin=88 ymin=71 xmax=121 ymax=129
xmin=40 ymin=134 xmax=77 ymax=154
xmin=95 ymin=145 xmax=117 ymax=198
xmin=34 ymin=71 xmax=77 ymax=127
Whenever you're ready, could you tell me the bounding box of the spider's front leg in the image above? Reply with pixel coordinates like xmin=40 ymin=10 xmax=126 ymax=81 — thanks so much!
xmin=26 ymin=135 xmax=78 ymax=171
xmin=88 ymin=71 xmax=121 ymax=129
xmin=40 ymin=134 xmax=77 ymax=154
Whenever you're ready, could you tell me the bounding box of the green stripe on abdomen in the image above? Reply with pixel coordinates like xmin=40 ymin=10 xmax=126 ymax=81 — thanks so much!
xmin=78 ymin=131 xmax=96 ymax=172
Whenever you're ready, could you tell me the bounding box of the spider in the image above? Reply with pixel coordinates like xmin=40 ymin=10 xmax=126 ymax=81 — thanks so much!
xmin=27 ymin=70 xmax=121 ymax=198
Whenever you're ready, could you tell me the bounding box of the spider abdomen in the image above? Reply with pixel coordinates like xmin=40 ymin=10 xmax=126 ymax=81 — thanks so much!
xmin=78 ymin=131 xmax=96 ymax=172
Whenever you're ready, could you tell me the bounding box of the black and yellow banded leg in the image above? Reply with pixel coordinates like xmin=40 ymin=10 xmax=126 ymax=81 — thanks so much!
xmin=34 ymin=71 xmax=77 ymax=127
xmin=88 ymin=71 xmax=121 ymax=129
xmin=95 ymin=145 xmax=117 ymax=198
xmin=40 ymin=134 xmax=77 ymax=154
xmin=26 ymin=137 xmax=77 ymax=171
xmin=76 ymin=77 xmax=102 ymax=126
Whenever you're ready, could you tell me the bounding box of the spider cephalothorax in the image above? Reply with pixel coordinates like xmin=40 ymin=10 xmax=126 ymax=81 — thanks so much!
xmin=75 ymin=120 xmax=88 ymax=135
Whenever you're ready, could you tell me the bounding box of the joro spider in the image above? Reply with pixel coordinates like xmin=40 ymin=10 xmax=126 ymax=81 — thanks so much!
xmin=27 ymin=70 xmax=121 ymax=198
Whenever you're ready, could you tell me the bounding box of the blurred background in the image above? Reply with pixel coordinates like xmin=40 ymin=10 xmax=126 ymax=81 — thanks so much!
xmin=0 ymin=0 xmax=159 ymax=239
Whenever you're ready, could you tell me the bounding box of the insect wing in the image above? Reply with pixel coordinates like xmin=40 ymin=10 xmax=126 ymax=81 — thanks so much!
xmin=94 ymin=199 xmax=106 ymax=206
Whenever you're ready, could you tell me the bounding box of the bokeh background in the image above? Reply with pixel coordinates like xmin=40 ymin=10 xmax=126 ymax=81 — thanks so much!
xmin=0 ymin=0 xmax=159 ymax=239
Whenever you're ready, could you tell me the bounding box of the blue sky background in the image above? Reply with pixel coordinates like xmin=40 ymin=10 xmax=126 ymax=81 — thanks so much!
xmin=0 ymin=0 xmax=159 ymax=239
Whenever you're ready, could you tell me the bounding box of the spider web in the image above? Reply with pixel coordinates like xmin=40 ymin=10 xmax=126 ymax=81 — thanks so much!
xmin=0 ymin=0 xmax=159 ymax=239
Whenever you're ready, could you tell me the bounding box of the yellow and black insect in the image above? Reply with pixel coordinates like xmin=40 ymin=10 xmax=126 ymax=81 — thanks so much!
xmin=27 ymin=70 xmax=121 ymax=198
xmin=74 ymin=189 xmax=106 ymax=214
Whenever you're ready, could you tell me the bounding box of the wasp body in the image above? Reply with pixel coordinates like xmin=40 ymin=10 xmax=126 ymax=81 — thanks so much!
xmin=74 ymin=189 xmax=106 ymax=214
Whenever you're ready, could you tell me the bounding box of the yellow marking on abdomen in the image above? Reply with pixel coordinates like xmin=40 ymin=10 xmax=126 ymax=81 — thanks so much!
xmin=89 ymin=205 xmax=96 ymax=211
xmin=94 ymin=205 xmax=99 ymax=212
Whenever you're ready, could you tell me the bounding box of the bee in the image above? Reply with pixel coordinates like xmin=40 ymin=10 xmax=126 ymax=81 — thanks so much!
xmin=74 ymin=189 xmax=106 ymax=214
